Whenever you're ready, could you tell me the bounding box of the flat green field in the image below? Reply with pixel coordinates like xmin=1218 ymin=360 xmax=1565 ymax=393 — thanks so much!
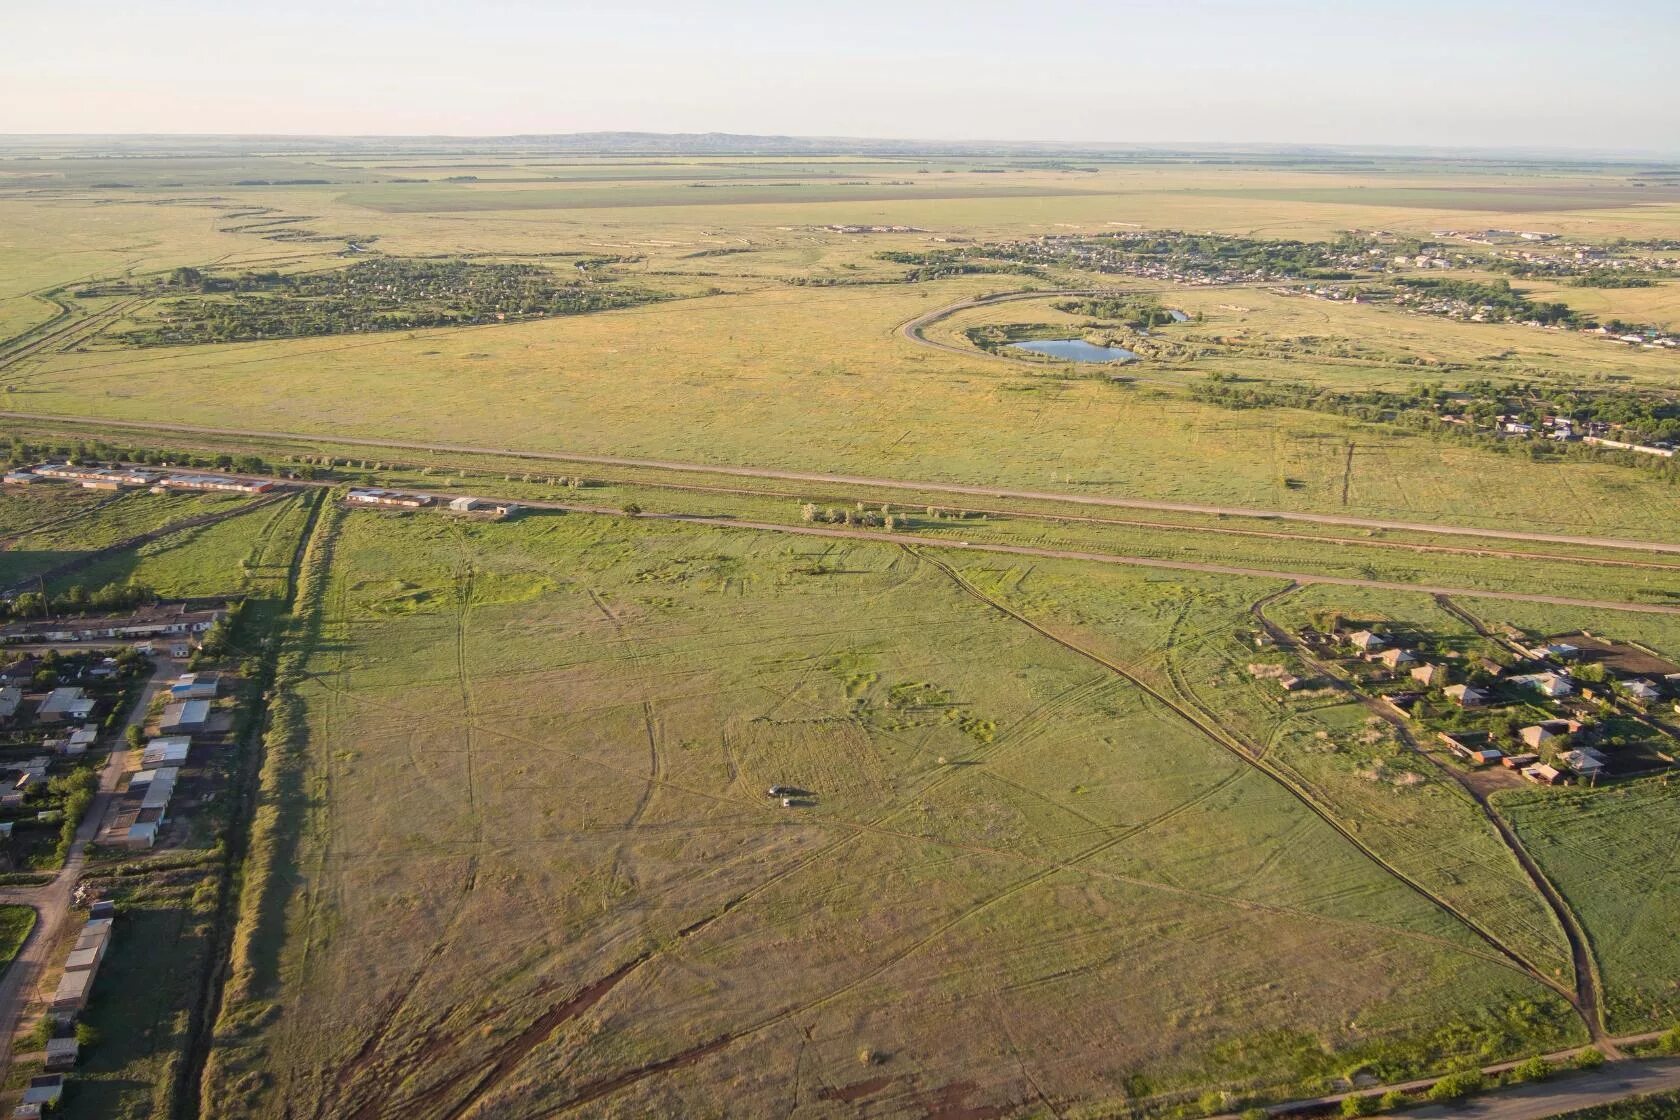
xmin=1503 ymin=780 xmax=1680 ymax=1033
xmin=7 ymin=277 xmax=1679 ymax=539
xmin=205 ymin=509 xmax=1581 ymax=1118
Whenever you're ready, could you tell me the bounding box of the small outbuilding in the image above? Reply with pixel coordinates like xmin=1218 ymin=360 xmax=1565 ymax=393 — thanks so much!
xmin=159 ymin=699 xmax=210 ymax=734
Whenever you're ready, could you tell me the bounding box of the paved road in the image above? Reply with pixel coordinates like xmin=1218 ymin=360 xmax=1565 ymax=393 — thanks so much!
xmin=1406 ymin=1059 xmax=1680 ymax=1119
xmin=3 ymin=410 xmax=1676 ymax=555
xmin=0 ymin=655 xmax=173 ymax=1075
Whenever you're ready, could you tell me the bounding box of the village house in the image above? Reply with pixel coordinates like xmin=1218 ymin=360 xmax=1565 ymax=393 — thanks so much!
xmin=1443 ymin=683 xmax=1489 ymax=708
xmin=1520 ymin=720 xmax=1580 ymax=750
xmin=19 ymin=1075 xmax=63 ymax=1110
xmin=43 ymin=1037 xmax=78 ymax=1073
xmin=1624 ymin=679 xmax=1661 ymax=704
xmin=1522 ymin=763 xmax=1564 ymax=785
xmin=1347 ymin=630 xmax=1386 ymax=653
xmin=0 ymin=686 xmax=20 ymax=724
xmin=1501 ymin=752 xmax=1540 ymax=770
xmin=1510 ymin=671 xmax=1574 ymax=699
xmin=57 ymin=726 xmax=97 ymax=757
xmin=35 ymin=687 xmax=95 ymax=723
xmin=1558 ymin=747 xmax=1608 ymax=780
xmin=1377 ymin=648 xmax=1418 ymax=669
xmin=1411 ymin=664 xmax=1449 ymax=688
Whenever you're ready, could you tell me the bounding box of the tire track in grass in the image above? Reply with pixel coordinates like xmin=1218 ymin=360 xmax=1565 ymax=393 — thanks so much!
xmin=913 ymin=551 xmax=1575 ymax=1003
xmin=306 ymin=655 xmax=1544 ymax=1110
xmin=313 ymin=523 xmax=490 ymax=1117
xmin=296 ymin=559 xmax=1555 ymax=1117
xmin=1253 ymin=586 xmax=1607 ymax=1042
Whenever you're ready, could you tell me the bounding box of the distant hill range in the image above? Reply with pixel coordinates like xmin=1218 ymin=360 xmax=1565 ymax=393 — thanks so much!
xmin=0 ymin=132 xmax=1674 ymax=166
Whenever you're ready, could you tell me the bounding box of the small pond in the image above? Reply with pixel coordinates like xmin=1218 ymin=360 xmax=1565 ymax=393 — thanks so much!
xmin=1007 ymin=338 xmax=1139 ymax=363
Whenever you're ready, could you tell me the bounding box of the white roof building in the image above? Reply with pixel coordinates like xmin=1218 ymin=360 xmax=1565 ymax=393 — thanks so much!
xmin=1511 ymin=672 xmax=1574 ymax=698
xmin=141 ymin=737 xmax=191 ymax=767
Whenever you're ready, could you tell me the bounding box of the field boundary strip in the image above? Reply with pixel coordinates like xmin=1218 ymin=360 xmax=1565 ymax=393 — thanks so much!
xmin=3 ymin=410 xmax=1677 ymax=553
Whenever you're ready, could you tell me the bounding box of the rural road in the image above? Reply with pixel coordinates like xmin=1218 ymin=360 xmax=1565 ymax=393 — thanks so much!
xmin=1407 ymin=1058 xmax=1680 ymax=1117
xmin=4 ymin=410 xmax=1676 ymax=555
xmin=0 ymin=654 xmax=173 ymax=1076
xmin=1230 ymin=1050 xmax=1680 ymax=1119
xmin=896 ymin=286 xmax=1109 ymax=361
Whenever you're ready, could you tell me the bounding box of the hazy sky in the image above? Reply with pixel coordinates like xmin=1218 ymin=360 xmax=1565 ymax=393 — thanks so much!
xmin=3 ymin=0 xmax=1675 ymax=149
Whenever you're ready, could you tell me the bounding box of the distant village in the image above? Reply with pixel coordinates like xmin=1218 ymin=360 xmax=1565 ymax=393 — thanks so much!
xmin=1256 ymin=619 xmax=1680 ymax=787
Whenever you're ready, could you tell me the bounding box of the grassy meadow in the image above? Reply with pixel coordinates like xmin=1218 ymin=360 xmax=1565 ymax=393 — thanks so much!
xmin=202 ymin=508 xmax=1586 ymax=1119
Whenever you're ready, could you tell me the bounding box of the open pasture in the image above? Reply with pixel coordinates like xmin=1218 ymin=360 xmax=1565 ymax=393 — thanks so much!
xmin=1502 ymin=780 xmax=1680 ymax=1033
xmin=8 ymin=275 xmax=1680 ymax=540
xmin=203 ymin=510 xmax=1581 ymax=1118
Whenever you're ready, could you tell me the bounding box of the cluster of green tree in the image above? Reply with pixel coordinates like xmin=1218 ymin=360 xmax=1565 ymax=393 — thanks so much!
xmin=193 ymin=602 xmax=245 ymax=663
xmin=1446 ymin=378 xmax=1680 ymax=444
xmin=1190 ymin=377 xmax=1680 ymax=476
xmin=4 ymin=437 xmax=284 ymax=476
xmin=112 ymin=259 xmax=667 ymax=346
xmin=983 ymin=230 xmax=1389 ymax=281
xmin=40 ymin=767 xmax=98 ymax=867
xmin=799 ymin=502 xmax=899 ymax=530
xmin=2 ymin=582 xmax=160 ymax=622
xmin=1052 ymin=296 xmax=1173 ymax=328
xmin=872 ymin=250 xmax=1044 ymax=282
xmin=1394 ymin=276 xmax=1585 ymax=325
xmin=1566 ymin=271 xmax=1660 ymax=288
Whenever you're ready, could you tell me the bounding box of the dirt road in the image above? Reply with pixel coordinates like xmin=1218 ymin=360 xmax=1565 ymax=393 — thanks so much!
xmin=1250 ymin=590 xmax=1607 ymax=1040
xmin=0 ymin=655 xmax=173 ymax=1075
xmin=4 ymin=410 xmax=1676 ymax=554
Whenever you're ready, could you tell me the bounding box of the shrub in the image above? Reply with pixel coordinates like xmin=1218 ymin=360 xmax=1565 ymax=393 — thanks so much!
xmin=1340 ymin=1094 xmax=1377 ymax=1116
xmin=1427 ymin=1070 xmax=1484 ymax=1102
xmin=1378 ymin=1090 xmax=1409 ymax=1110
xmin=1575 ymin=1047 xmax=1606 ymax=1070
xmin=1511 ymin=1055 xmax=1550 ymax=1082
xmin=1658 ymin=1026 xmax=1680 ymax=1055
